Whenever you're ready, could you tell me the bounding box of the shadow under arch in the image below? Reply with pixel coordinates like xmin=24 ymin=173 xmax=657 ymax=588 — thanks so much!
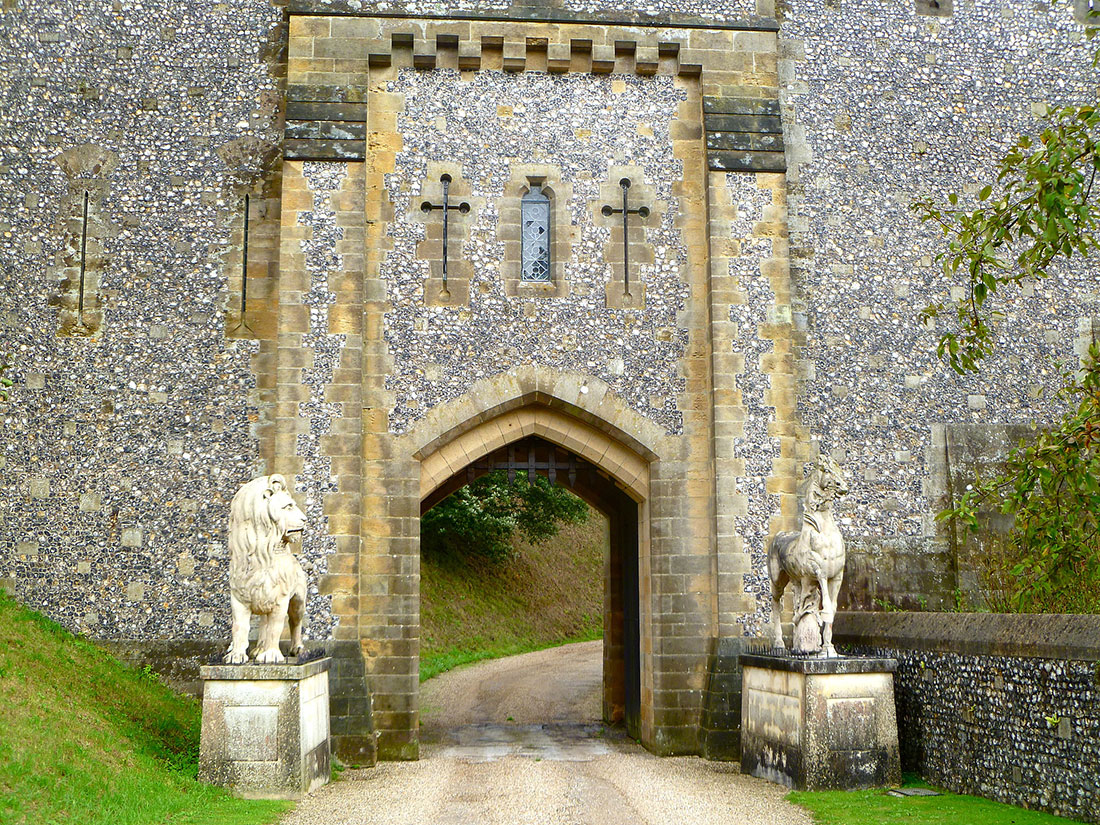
xmin=415 ymin=400 xmax=652 ymax=737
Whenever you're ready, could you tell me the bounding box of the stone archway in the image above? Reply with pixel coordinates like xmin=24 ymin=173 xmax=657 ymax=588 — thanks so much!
xmin=419 ymin=403 xmax=650 ymax=504
xmin=264 ymin=2 xmax=799 ymax=765
xmin=421 ymin=429 xmax=645 ymax=736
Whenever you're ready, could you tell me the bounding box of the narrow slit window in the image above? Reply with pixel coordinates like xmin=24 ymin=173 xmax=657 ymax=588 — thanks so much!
xmin=521 ymin=185 xmax=551 ymax=282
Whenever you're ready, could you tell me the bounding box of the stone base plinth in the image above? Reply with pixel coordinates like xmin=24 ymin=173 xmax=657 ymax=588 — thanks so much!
xmin=199 ymin=657 xmax=332 ymax=799
xmin=740 ymin=652 xmax=901 ymax=791
xmin=700 ymin=637 xmax=750 ymax=761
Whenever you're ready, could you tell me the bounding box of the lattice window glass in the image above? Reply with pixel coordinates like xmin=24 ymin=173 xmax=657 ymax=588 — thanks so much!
xmin=521 ymin=186 xmax=551 ymax=282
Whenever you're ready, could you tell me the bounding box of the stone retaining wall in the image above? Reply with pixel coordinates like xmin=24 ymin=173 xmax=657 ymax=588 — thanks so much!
xmin=834 ymin=611 xmax=1100 ymax=823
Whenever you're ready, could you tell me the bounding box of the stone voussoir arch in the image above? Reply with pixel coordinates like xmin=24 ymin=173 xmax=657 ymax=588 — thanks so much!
xmin=408 ymin=366 xmax=664 ymax=503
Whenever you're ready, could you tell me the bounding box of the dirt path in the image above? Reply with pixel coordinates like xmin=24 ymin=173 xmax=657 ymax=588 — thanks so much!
xmin=420 ymin=640 xmax=603 ymax=731
xmin=279 ymin=641 xmax=812 ymax=825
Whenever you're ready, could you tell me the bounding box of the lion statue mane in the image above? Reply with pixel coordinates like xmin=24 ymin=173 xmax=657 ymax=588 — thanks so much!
xmin=225 ymin=474 xmax=308 ymax=664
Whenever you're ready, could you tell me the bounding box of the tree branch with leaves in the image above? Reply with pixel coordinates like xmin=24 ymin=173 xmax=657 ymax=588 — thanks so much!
xmin=912 ymin=99 xmax=1100 ymax=374
xmin=421 ymin=471 xmax=589 ymax=564
xmin=942 ymin=347 xmax=1100 ymax=612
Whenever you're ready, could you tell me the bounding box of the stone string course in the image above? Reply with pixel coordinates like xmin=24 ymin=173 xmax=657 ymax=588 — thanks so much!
xmin=297 ymin=0 xmax=762 ymax=23
xmin=382 ymin=69 xmax=690 ymax=436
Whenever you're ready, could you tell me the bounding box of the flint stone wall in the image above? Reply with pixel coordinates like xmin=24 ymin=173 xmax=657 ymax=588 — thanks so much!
xmin=834 ymin=611 xmax=1100 ymax=824
xmin=780 ymin=0 xmax=1100 ymax=616
xmin=2 ymin=0 xmax=1097 ymax=657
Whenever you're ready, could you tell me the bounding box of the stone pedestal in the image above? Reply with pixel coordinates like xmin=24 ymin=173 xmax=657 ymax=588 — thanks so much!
xmin=199 ymin=657 xmax=332 ymax=799
xmin=740 ymin=652 xmax=901 ymax=791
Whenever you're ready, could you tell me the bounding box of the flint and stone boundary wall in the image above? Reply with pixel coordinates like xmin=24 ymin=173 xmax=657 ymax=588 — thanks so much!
xmin=834 ymin=611 xmax=1100 ymax=824
xmin=2 ymin=0 xmax=1099 ymax=765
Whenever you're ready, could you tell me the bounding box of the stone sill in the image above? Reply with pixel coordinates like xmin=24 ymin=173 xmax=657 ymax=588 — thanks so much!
xmin=201 ymin=657 xmax=331 ymax=681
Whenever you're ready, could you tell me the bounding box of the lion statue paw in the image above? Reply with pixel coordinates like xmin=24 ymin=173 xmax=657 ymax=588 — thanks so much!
xmin=255 ymin=647 xmax=287 ymax=665
xmin=224 ymin=648 xmax=249 ymax=665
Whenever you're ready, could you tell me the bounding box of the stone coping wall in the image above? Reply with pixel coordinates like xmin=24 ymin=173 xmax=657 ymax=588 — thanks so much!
xmin=834 ymin=611 xmax=1100 ymax=823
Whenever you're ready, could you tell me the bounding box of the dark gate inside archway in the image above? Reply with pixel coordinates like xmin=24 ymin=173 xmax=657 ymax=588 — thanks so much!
xmin=421 ymin=435 xmax=641 ymax=736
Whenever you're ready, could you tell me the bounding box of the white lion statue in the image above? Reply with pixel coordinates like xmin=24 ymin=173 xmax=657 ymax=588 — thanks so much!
xmin=767 ymin=457 xmax=848 ymax=656
xmin=225 ymin=474 xmax=308 ymax=664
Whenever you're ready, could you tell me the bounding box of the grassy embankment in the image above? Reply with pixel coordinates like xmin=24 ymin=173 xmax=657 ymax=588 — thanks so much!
xmin=789 ymin=774 xmax=1089 ymax=825
xmin=0 ymin=592 xmax=289 ymax=825
xmin=419 ymin=511 xmax=606 ymax=681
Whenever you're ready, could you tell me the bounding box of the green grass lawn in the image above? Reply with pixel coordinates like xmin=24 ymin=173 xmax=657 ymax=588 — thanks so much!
xmin=788 ymin=774 xmax=1089 ymax=825
xmin=0 ymin=592 xmax=290 ymax=825
xmin=420 ymin=513 xmax=606 ymax=681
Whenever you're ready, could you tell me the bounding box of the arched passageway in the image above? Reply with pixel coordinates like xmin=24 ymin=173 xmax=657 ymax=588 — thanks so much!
xmin=422 ymin=435 xmax=641 ymax=736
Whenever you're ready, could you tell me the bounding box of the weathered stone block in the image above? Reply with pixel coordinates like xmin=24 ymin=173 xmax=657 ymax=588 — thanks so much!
xmin=700 ymin=636 xmax=748 ymax=761
xmin=199 ymin=658 xmax=332 ymax=799
xmin=740 ymin=653 xmax=901 ymax=791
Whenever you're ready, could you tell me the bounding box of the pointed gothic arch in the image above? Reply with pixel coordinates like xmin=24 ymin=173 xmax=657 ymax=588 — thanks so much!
xmin=416 ymin=400 xmax=652 ymax=737
xmin=419 ymin=404 xmax=649 ymax=505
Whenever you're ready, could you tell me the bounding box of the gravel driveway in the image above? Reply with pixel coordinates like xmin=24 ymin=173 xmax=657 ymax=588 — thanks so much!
xmin=278 ymin=642 xmax=812 ymax=825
